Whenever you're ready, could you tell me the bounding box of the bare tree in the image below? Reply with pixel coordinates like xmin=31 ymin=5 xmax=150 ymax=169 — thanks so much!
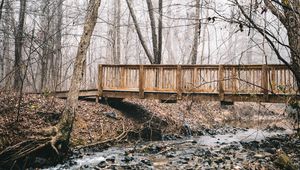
xmin=234 ymin=0 xmax=300 ymax=90
xmin=190 ymin=0 xmax=201 ymax=64
xmin=158 ymin=0 xmax=163 ymax=63
xmin=55 ymin=0 xmax=101 ymax=146
xmin=14 ymin=0 xmax=27 ymax=90
xmin=126 ymin=0 xmax=154 ymax=64
xmin=126 ymin=0 xmax=163 ymax=64
xmin=53 ymin=0 xmax=64 ymax=90
xmin=112 ymin=0 xmax=121 ymax=64
xmin=146 ymin=0 xmax=159 ymax=63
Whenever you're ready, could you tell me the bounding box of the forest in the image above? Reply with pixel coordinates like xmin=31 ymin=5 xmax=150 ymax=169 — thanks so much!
xmin=0 ymin=0 xmax=299 ymax=169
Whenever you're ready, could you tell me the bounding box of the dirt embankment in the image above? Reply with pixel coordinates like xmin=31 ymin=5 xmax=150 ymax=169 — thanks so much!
xmin=0 ymin=91 xmax=294 ymax=151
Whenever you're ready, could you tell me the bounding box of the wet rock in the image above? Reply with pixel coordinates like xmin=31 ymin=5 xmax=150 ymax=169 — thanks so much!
xmin=122 ymin=156 xmax=134 ymax=162
xmin=224 ymin=156 xmax=231 ymax=160
xmin=68 ymin=161 xmax=77 ymax=166
xmin=269 ymin=140 xmax=281 ymax=148
xmin=205 ymin=129 xmax=217 ymax=135
xmin=97 ymin=160 xmax=108 ymax=168
xmin=264 ymin=147 xmax=276 ymax=154
xmin=196 ymin=130 xmax=205 ymax=136
xmin=106 ymin=155 xmax=116 ymax=163
xmin=146 ymin=145 xmax=162 ymax=154
xmin=177 ymin=159 xmax=188 ymax=164
xmin=103 ymin=112 xmax=118 ymax=119
xmin=141 ymin=159 xmax=153 ymax=166
xmin=141 ymin=127 xmax=162 ymax=141
xmin=254 ymin=154 xmax=265 ymax=159
xmin=240 ymin=141 xmax=259 ymax=150
xmin=265 ymin=125 xmax=286 ymax=132
xmin=80 ymin=164 xmax=90 ymax=169
xmin=166 ymin=152 xmax=176 ymax=158
xmin=34 ymin=157 xmax=48 ymax=167
xmin=214 ymin=158 xmax=224 ymax=164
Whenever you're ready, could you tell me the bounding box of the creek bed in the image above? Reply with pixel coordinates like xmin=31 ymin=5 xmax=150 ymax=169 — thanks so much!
xmin=46 ymin=127 xmax=299 ymax=170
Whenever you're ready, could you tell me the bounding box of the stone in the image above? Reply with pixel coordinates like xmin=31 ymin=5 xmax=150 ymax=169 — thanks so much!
xmin=103 ymin=112 xmax=118 ymax=119
xmin=166 ymin=152 xmax=176 ymax=158
xmin=141 ymin=159 xmax=153 ymax=166
xmin=122 ymin=156 xmax=134 ymax=162
xmin=97 ymin=160 xmax=108 ymax=168
xmin=106 ymin=155 xmax=116 ymax=163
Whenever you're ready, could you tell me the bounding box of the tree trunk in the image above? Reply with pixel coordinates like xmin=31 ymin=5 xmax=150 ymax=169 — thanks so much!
xmin=190 ymin=0 xmax=200 ymax=64
xmin=126 ymin=0 xmax=154 ymax=64
xmin=157 ymin=0 xmax=163 ymax=64
xmin=112 ymin=0 xmax=121 ymax=64
xmin=53 ymin=0 xmax=63 ymax=91
xmin=0 ymin=0 xmax=4 ymax=21
xmin=3 ymin=0 xmax=12 ymax=88
xmin=56 ymin=0 xmax=101 ymax=145
xmin=146 ymin=0 xmax=158 ymax=64
xmin=14 ymin=0 xmax=26 ymax=90
xmin=284 ymin=5 xmax=300 ymax=92
xmin=263 ymin=0 xmax=300 ymax=91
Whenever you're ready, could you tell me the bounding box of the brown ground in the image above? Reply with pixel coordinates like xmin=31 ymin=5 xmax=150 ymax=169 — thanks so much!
xmin=0 ymin=91 xmax=294 ymax=152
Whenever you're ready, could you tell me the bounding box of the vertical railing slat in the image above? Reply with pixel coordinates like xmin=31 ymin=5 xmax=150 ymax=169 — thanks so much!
xmin=139 ymin=65 xmax=145 ymax=98
xmin=218 ymin=65 xmax=224 ymax=100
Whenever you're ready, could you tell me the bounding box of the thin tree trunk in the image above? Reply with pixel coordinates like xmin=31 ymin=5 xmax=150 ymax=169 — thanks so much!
xmin=14 ymin=0 xmax=26 ymax=90
xmin=0 ymin=0 xmax=4 ymax=21
xmin=157 ymin=0 xmax=162 ymax=64
xmin=146 ymin=0 xmax=158 ymax=64
xmin=40 ymin=0 xmax=51 ymax=91
xmin=124 ymin=14 xmax=131 ymax=64
xmin=126 ymin=0 xmax=154 ymax=64
xmin=190 ymin=0 xmax=200 ymax=64
xmin=112 ymin=0 xmax=121 ymax=64
xmin=3 ymin=0 xmax=12 ymax=88
xmin=53 ymin=0 xmax=63 ymax=91
xmin=56 ymin=0 xmax=101 ymax=145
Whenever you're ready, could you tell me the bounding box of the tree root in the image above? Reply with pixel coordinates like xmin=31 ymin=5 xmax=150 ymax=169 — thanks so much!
xmin=0 ymin=130 xmax=62 ymax=169
xmin=0 ymin=137 xmax=51 ymax=166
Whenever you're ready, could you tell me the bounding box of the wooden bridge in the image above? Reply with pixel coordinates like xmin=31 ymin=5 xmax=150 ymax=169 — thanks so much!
xmin=55 ymin=64 xmax=299 ymax=103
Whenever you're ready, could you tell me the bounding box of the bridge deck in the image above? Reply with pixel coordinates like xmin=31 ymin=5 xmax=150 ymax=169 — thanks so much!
xmin=55 ymin=64 xmax=299 ymax=103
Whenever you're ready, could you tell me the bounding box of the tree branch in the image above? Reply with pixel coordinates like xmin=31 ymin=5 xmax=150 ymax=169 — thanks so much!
xmin=264 ymin=0 xmax=286 ymax=24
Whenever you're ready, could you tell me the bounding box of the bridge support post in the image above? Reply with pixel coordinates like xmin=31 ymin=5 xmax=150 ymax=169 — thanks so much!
xmin=139 ymin=65 xmax=145 ymax=99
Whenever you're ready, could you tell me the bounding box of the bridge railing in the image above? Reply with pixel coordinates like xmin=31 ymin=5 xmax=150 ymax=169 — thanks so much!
xmin=98 ymin=64 xmax=298 ymax=99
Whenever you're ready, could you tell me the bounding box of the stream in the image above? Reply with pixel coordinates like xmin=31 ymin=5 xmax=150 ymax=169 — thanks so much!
xmin=44 ymin=126 xmax=300 ymax=170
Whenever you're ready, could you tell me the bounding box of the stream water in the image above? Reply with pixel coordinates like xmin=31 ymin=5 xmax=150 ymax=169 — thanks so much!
xmin=45 ymin=127 xmax=298 ymax=170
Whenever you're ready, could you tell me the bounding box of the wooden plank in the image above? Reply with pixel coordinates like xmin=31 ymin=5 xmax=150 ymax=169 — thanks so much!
xmin=176 ymin=65 xmax=182 ymax=99
xmin=98 ymin=65 xmax=103 ymax=97
xmin=261 ymin=65 xmax=268 ymax=95
xmin=218 ymin=65 xmax=225 ymax=101
xmin=121 ymin=67 xmax=125 ymax=88
xmin=271 ymin=68 xmax=276 ymax=92
xmin=232 ymin=67 xmax=237 ymax=93
xmin=159 ymin=67 xmax=163 ymax=90
xmin=193 ymin=67 xmax=197 ymax=90
xmin=139 ymin=65 xmax=145 ymax=98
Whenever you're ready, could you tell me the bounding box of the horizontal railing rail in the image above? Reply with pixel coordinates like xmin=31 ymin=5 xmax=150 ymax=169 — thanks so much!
xmin=98 ymin=64 xmax=298 ymax=101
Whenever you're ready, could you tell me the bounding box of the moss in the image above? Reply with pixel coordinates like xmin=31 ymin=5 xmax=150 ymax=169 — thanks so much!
xmin=274 ymin=152 xmax=298 ymax=170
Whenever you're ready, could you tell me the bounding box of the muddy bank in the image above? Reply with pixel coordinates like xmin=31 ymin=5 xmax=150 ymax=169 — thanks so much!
xmin=46 ymin=127 xmax=299 ymax=170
